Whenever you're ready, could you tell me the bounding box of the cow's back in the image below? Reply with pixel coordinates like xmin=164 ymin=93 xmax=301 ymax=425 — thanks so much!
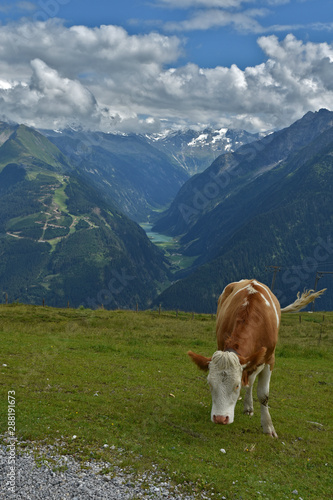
xmin=216 ymin=279 xmax=281 ymax=365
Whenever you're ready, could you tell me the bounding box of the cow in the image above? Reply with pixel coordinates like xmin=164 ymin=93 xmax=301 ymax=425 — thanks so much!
xmin=188 ymin=279 xmax=326 ymax=438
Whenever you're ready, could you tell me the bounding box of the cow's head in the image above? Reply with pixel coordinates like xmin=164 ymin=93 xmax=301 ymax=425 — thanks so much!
xmin=188 ymin=348 xmax=266 ymax=425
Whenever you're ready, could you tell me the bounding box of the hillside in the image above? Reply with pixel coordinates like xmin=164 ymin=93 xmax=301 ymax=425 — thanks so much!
xmin=0 ymin=123 xmax=170 ymax=309
xmin=1 ymin=305 xmax=332 ymax=499
xmin=155 ymin=112 xmax=333 ymax=312
xmin=43 ymin=129 xmax=189 ymax=222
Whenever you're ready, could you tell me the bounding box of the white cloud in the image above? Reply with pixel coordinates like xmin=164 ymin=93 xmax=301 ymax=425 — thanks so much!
xmin=162 ymin=5 xmax=333 ymax=35
xmin=0 ymin=19 xmax=183 ymax=130
xmin=0 ymin=20 xmax=181 ymax=78
xmin=0 ymin=1 xmax=36 ymax=13
xmin=155 ymin=0 xmax=333 ymax=35
xmin=0 ymin=59 xmax=105 ymax=130
xmin=29 ymin=58 xmax=98 ymax=116
xmin=265 ymin=0 xmax=290 ymax=5
xmin=155 ymin=0 xmax=290 ymax=7
xmin=0 ymin=21 xmax=332 ymax=133
xmin=165 ymin=7 xmax=268 ymax=32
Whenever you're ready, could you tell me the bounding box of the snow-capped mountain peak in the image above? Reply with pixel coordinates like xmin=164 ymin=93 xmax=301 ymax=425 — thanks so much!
xmin=145 ymin=127 xmax=260 ymax=174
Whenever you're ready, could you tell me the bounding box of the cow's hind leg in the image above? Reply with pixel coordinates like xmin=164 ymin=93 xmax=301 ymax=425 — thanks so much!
xmin=257 ymin=364 xmax=278 ymax=438
xmin=243 ymin=365 xmax=264 ymax=416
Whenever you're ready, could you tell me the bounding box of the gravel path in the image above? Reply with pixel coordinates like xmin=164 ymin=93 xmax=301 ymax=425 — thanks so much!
xmin=0 ymin=437 xmax=202 ymax=500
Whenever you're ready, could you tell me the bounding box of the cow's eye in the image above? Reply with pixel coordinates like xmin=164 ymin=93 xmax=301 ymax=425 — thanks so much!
xmin=235 ymin=385 xmax=240 ymax=391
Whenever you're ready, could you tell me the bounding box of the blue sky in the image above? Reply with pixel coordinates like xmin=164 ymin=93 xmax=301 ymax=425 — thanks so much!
xmin=0 ymin=0 xmax=332 ymax=132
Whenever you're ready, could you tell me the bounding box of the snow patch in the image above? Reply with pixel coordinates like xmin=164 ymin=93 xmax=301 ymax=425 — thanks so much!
xmin=187 ymin=133 xmax=208 ymax=147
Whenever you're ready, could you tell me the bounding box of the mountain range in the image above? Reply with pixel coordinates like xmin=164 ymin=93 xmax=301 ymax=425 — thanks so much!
xmin=42 ymin=126 xmax=258 ymax=223
xmin=154 ymin=109 xmax=333 ymax=312
xmin=0 ymin=110 xmax=333 ymax=312
xmin=145 ymin=127 xmax=260 ymax=176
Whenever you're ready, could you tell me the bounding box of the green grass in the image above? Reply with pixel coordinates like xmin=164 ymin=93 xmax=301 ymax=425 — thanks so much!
xmin=53 ymin=178 xmax=69 ymax=213
xmin=159 ymin=241 xmax=198 ymax=273
xmin=6 ymin=213 xmax=47 ymax=231
xmin=0 ymin=306 xmax=332 ymax=499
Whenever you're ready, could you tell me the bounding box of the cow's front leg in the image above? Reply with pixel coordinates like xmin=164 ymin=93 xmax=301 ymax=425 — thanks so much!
xmin=243 ymin=365 xmax=264 ymax=416
xmin=257 ymin=364 xmax=278 ymax=438
xmin=243 ymin=382 xmax=254 ymax=416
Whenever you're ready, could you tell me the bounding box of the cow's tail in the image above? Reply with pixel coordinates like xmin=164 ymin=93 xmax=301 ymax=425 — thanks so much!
xmin=280 ymin=288 xmax=326 ymax=313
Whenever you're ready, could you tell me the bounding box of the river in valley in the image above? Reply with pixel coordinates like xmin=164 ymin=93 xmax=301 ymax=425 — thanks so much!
xmin=140 ymin=223 xmax=174 ymax=245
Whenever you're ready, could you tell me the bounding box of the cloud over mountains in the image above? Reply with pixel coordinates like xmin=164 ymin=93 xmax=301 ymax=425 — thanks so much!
xmin=0 ymin=19 xmax=332 ymax=132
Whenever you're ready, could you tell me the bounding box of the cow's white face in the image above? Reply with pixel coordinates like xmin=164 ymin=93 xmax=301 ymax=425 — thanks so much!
xmin=207 ymin=351 xmax=242 ymax=425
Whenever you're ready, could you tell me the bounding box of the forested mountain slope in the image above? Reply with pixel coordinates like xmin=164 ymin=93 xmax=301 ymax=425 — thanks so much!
xmin=0 ymin=123 xmax=170 ymax=308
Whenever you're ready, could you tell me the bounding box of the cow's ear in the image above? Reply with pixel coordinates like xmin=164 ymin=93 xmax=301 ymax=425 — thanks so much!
xmin=239 ymin=347 xmax=267 ymax=372
xmin=188 ymin=351 xmax=211 ymax=371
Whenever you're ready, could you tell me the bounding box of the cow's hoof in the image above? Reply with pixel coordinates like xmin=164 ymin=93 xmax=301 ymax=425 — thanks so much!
xmin=263 ymin=426 xmax=278 ymax=438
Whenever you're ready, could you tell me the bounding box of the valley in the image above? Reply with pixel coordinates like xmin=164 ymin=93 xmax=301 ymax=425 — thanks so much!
xmin=140 ymin=222 xmax=198 ymax=275
xmin=140 ymin=223 xmax=174 ymax=245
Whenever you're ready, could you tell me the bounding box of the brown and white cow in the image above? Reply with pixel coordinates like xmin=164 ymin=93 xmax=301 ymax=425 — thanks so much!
xmin=188 ymin=279 xmax=326 ymax=437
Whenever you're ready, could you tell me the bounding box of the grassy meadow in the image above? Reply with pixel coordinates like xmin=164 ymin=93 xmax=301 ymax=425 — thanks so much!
xmin=0 ymin=304 xmax=332 ymax=499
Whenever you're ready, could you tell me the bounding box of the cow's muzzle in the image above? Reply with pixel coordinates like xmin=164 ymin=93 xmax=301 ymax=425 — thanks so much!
xmin=213 ymin=415 xmax=229 ymax=425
